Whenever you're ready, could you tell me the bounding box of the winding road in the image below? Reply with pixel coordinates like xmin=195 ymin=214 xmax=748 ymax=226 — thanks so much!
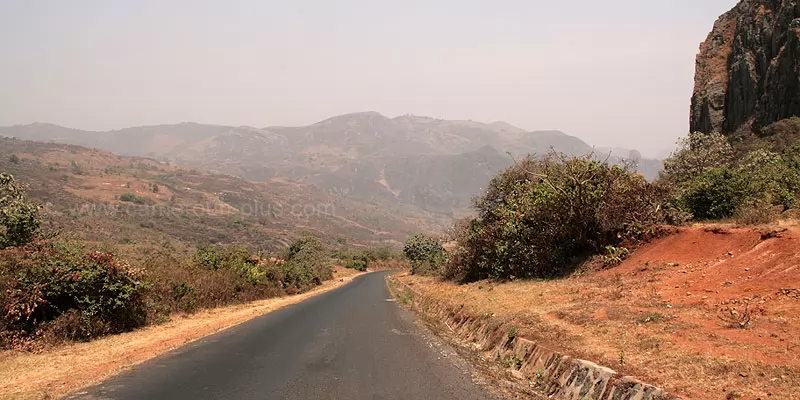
xmin=67 ymin=271 xmax=498 ymax=400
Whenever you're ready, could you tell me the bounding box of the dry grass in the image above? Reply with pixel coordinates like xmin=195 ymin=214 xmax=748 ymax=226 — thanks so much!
xmin=0 ymin=267 xmax=364 ymax=400
xmin=397 ymin=226 xmax=800 ymax=400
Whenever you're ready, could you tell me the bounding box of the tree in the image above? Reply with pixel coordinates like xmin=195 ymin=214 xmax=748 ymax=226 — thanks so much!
xmin=0 ymin=173 xmax=40 ymax=249
xmin=403 ymin=234 xmax=445 ymax=275
xmin=662 ymin=133 xmax=800 ymax=220
xmin=662 ymin=132 xmax=734 ymax=185
xmin=8 ymin=154 xmax=19 ymax=164
xmin=445 ymin=153 xmax=669 ymax=282
xmin=283 ymin=236 xmax=331 ymax=286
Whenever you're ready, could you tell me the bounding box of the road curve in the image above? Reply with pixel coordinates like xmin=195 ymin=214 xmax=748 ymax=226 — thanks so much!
xmin=67 ymin=271 xmax=498 ymax=400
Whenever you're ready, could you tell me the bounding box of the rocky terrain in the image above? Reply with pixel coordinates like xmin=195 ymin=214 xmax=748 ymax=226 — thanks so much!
xmin=691 ymin=0 xmax=800 ymax=135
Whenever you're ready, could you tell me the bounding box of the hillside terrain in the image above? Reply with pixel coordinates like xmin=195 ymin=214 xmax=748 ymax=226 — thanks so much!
xmin=691 ymin=0 xmax=800 ymax=135
xmin=0 ymin=113 xmax=662 ymax=214
xmin=0 ymin=138 xmax=445 ymax=249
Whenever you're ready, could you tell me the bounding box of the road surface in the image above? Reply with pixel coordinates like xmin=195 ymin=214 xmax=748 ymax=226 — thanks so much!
xmin=67 ymin=271 xmax=497 ymax=400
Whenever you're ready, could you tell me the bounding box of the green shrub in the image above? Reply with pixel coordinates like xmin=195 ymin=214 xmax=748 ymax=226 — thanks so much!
xmin=661 ymin=132 xmax=734 ymax=186
xmin=8 ymin=154 xmax=20 ymax=164
xmin=0 ymin=173 xmax=40 ymax=250
xmin=602 ymin=246 xmax=631 ymax=266
xmin=403 ymin=234 xmax=445 ymax=275
xmin=345 ymin=259 xmax=367 ymax=271
xmin=662 ymin=133 xmax=800 ymax=220
xmin=193 ymin=245 xmax=265 ymax=285
xmin=119 ymin=193 xmax=151 ymax=205
xmin=445 ymin=153 xmax=668 ymax=282
xmin=681 ymin=168 xmax=748 ymax=220
xmin=282 ymin=236 xmax=330 ymax=291
xmin=0 ymin=239 xmax=147 ymax=347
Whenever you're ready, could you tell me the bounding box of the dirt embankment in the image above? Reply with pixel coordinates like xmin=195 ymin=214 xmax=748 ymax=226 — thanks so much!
xmin=0 ymin=267 xmax=364 ymax=400
xmin=394 ymin=225 xmax=800 ymax=400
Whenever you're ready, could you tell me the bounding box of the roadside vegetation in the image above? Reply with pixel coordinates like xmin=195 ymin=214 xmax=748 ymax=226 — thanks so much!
xmin=0 ymin=173 xmax=401 ymax=351
xmin=402 ymin=233 xmax=445 ymax=276
xmin=334 ymin=245 xmax=406 ymax=272
xmin=400 ymin=126 xmax=800 ymax=282
xmin=662 ymin=131 xmax=800 ymax=224
xmin=394 ymin=123 xmax=800 ymax=398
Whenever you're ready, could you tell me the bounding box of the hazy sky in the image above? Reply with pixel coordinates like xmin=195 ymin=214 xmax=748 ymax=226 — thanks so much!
xmin=0 ymin=0 xmax=738 ymax=157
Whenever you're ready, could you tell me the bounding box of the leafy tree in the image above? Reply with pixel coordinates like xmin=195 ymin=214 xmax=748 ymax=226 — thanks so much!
xmin=403 ymin=234 xmax=445 ymax=275
xmin=445 ymin=153 xmax=668 ymax=281
xmin=0 ymin=173 xmax=40 ymax=249
xmin=283 ymin=236 xmax=331 ymax=288
xmin=662 ymin=132 xmax=734 ymax=185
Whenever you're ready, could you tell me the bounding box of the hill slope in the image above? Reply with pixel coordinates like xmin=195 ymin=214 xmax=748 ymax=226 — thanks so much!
xmin=0 ymin=138 xmax=448 ymax=248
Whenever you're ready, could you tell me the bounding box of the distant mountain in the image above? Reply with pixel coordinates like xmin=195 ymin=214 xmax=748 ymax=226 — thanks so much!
xmin=317 ymin=145 xmax=512 ymax=214
xmin=0 ymin=113 xmax=663 ymax=217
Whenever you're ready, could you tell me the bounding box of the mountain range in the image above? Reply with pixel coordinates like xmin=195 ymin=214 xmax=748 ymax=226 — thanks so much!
xmin=0 ymin=112 xmax=663 ymax=215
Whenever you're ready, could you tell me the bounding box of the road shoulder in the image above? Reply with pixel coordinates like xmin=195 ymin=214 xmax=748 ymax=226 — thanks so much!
xmin=0 ymin=268 xmax=365 ymax=400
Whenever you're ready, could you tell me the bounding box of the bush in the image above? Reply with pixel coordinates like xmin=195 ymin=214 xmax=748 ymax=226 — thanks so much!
xmin=445 ymin=153 xmax=668 ymax=282
xmin=602 ymin=246 xmax=631 ymax=266
xmin=193 ymin=245 xmax=265 ymax=285
xmin=403 ymin=234 xmax=445 ymax=275
xmin=282 ymin=236 xmax=331 ymax=291
xmin=681 ymin=168 xmax=748 ymax=220
xmin=362 ymin=246 xmax=401 ymax=261
xmin=662 ymin=133 xmax=800 ymax=220
xmin=0 ymin=173 xmax=40 ymax=250
xmin=661 ymin=132 xmax=734 ymax=186
xmin=119 ymin=193 xmax=151 ymax=205
xmin=0 ymin=239 xmax=147 ymax=347
xmin=345 ymin=259 xmax=367 ymax=272
xmin=8 ymin=154 xmax=20 ymax=164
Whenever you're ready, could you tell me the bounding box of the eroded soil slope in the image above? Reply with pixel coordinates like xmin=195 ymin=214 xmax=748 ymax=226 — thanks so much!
xmin=399 ymin=225 xmax=800 ymax=399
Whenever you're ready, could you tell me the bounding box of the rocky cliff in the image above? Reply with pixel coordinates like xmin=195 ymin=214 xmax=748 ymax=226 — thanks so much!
xmin=691 ymin=0 xmax=800 ymax=135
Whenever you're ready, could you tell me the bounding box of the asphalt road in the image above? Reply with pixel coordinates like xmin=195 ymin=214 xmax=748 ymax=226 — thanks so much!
xmin=67 ymin=271 xmax=497 ymax=400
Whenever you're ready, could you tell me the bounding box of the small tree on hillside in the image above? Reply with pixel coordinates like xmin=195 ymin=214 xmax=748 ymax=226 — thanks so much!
xmin=662 ymin=133 xmax=800 ymax=220
xmin=403 ymin=234 xmax=445 ymax=275
xmin=445 ymin=153 xmax=669 ymax=282
xmin=662 ymin=132 xmax=734 ymax=185
xmin=0 ymin=173 xmax=40 ymax=249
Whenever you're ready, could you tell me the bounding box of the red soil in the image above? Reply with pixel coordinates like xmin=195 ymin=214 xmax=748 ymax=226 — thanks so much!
xmin=599 ymin=225 xmax=800 ymax=369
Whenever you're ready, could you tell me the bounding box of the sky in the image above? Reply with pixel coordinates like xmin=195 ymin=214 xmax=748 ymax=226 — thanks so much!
xmin=0 ymin=0 xmax=739 ymax=157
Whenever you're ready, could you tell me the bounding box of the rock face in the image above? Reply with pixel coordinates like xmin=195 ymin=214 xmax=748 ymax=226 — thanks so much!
xmin=691 ymin=0 xmax=800 ymax=134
